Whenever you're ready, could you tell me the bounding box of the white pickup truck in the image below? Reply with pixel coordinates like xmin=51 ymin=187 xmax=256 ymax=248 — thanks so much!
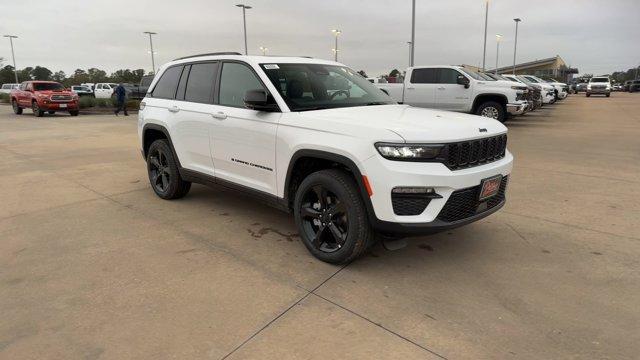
xmin=377 ymin=66 xmax=528 ymax=122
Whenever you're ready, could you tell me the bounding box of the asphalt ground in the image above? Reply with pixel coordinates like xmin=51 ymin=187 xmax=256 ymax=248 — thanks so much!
xmin=1 ymin=92 xmax=639 ymax=359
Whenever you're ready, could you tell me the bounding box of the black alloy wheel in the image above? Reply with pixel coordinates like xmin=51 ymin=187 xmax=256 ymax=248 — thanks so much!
xmin=300 ymin=185 xmax=349 ymax=253
xmin=12 ymin=100 xmax=22 ymax=114
xmin=32 ymin=102 xmax=44 ymax=117
xmin=146 ymin=139 xmax=191 ymax=200
xmin=148 ymin=147 xmax=171 ymax=195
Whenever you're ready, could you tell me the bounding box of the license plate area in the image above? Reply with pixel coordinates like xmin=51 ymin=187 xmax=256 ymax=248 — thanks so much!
xmin=479 ymin=175 xmax=502 ymax=201
xmin=59 ymin=103 xmax=67 ymax=108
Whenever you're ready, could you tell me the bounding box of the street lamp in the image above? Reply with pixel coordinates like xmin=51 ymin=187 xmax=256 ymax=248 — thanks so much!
xmin=482 ymin=0 xmax=490 ymax=71
xmin=495 ymin=34 xmax=502 ymax=74
xmin=3 ymin=35 xmax=19 ymax=84
xmin=410 ymin=0 xmax=416 ymax=67
xmin=236 ymin=4 xmax=252 ymax=55
xmin=143 ymin=31 xmax=157 ymax=74
xmin=512 ymin=18 xmax=522 ymax=75
xmin=259 ymin=46 xmax=268 ymax=56
xmin=331 ymin=29 xmax=341 ymax=61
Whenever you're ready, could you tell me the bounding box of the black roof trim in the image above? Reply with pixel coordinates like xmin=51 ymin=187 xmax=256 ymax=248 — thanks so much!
xmin=173 ymin=52 xmax=242 ymax=61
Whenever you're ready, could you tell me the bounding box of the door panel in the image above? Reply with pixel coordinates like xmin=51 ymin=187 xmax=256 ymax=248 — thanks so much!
xmin=211 ymin=62 xmax=279 ymax=195
xmin=435 ymin=68 xmax=472 ymax=111
xmin=404 ymin=68 xmax=436 ymax=108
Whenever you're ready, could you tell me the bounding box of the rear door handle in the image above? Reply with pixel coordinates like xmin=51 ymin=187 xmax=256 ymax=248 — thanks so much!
xmin=211 ymin=112 xmax=227 ymax=120
xmin=168 ymin=106 xmax=180 ymax=113
xmin=406 ymin=87 xmax=415 ymax=90
xmin=437 ymin=87 xmax=445 ymax=90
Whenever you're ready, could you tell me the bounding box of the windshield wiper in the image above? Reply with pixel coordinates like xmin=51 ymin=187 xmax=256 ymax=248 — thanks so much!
xmin=363 ymin=102 xmax=388 ymax=106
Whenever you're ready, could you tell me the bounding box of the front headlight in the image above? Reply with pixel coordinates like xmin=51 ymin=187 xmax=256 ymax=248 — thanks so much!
xmin=375 ymin=143 xmax=443 ymax=161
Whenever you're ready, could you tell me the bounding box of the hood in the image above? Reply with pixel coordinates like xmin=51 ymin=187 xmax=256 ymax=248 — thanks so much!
xmin=35 ymin=89 xmax=74 ymax=95
xmin=297 ymin=104 xmax=507 ymax=143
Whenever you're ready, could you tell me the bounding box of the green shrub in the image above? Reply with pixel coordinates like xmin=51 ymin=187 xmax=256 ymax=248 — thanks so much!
xmin=0 ymin=93 xmax=9 ymax=103
xmin=94 ymin=98 xmax=113 ymax=108
xmin=78 ymin=96 xmax=95 ymax=109
xmin=126 ymin=99 xmax=140 ymax=110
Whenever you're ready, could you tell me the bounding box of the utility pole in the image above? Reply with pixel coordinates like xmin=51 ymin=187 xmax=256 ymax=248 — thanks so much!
xmin=3 ymin=35 xmax=19 ymax=83
xmin=495 ymin=34 xmax=502 ymax=74
xmin=512 ymin=18 xmax=521 ymax=75
xmin=482 ymin=0 xmax=490 ymax=71
xmin=236 ymin=4 xmax=252 ymax=55
xmin=410 ymin=0 xmax=416 ymax=67
xmin=407 ymin=41 xmax=412 ymax=67
xmin=331 ymin=29 xmax=341 ymax=61
xmin=143 ymin=32 xmax=157 ymax=74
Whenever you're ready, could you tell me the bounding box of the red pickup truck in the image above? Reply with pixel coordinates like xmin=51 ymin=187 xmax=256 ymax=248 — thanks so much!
xmin=11 ymin=81 xmax=79 ymax=117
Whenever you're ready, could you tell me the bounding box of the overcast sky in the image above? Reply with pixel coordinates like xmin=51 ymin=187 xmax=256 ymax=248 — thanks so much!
xmin=1 ymin=0 xmax=638 ymax=77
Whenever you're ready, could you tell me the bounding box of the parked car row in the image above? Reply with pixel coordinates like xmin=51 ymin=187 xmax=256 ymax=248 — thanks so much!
xmin=623 ymin=79 xmax=640 ymax=92
xmin=375 ymin=65 xmax=566 ymax=123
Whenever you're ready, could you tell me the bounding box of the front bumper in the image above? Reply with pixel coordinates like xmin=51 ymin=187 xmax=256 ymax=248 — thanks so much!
xmin=587 ymin=88 xmax=610 ymax=94
xmin=362 ymin=151 xmax=513 ymax=235
xmin=506 ymin=102 xmax=527 ymax=115
xmin=40 ymin=101 xmax=79 ymax=110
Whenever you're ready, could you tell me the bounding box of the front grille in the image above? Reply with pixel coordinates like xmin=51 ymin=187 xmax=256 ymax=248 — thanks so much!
xmin=51 ymin=94 xmax=72 ymax=101
xmin=516 ymin=92 xmax=526 ymax=101
xmin=436 ymin=176 xmax=508 ymax=222
xmin=391 ymin=194 xmax=431 ymax=216
xmin=443 ymin=134 xmax=507 ymax=170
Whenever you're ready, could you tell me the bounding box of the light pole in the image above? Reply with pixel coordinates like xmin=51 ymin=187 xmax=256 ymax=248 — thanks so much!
xmin=495 ymin=34 xmax=502 ymax=74
xmin=3 ymin=35 xmax=19 ymax=84
xmin=410 ymin=0 xmax=416 ymax=66
xmin=259 ymin=46 xmax=268 ymax=56
xmin=482 ymin=0 xmax=489 ymax=71
xmin=331 ymin=29 xmax=341 ymax=61
xmin=236 ymin=4 xmax=252 ymax=55
xmin=512 ymin=18 xmax=521 ymax=75
xmin=143 ymin=31 xmax=157 ymax=74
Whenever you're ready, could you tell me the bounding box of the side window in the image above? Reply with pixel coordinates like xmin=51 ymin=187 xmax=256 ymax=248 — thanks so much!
xmin=219 ymin=62 xmax=266 ymax=107
xmin=184 ymin=62 xmax=218 ymax=103
xmin=410 ymin=69 xmax=437 ymax=84
xmin=26 ymin=83 xmax=33 ymax=91
xmin=175 ymin=65 xmax=190 ymax=100
xmin=152 ymin=66 xmax=183 ymax=99
xmin=96 ymin=84 xmax=103 ymax=90
xmin=438 ymin=69 xmax=462 ymax=84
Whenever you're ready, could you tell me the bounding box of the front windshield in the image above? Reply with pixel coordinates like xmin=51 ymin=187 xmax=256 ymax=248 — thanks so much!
xmin=260 ymin=63 xmax=395 ymax=111
xmin=522 ymin=76 xmax=539 ymax=83
xmin=590 ymin=78 xmax=608 ymax=83
xmin=459 ymin=68 xmax=487 ymax=81
xmin=33 ymin=82 xmax=65 ymax=91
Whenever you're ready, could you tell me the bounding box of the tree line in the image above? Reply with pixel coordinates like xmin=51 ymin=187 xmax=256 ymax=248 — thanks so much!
xmin=0 ymin=58 xmax=149 ymax=86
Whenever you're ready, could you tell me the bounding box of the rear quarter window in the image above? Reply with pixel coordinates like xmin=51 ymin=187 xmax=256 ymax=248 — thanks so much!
xmin=152 ymin=66 xmax=183 ymax=99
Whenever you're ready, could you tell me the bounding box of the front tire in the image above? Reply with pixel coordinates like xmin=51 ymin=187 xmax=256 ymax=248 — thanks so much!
xmin=476 ymin=101 xmax=506 ymax=122
xmin=32 ymin=102 xmax=44 ymax=117
xmin=12 ymin=100 xmax=22 ymax=115
xmin=69 ymin=110 xmax=79 ymax=116
xmin=294 ymin=169 xmax=375 ymax=264
xmin=146 ymin=139 xmax=191 ymax=200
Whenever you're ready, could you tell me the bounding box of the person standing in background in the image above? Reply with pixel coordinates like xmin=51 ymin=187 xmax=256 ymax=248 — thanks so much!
xmin=113 ymin=83 xmax=128 ymax=116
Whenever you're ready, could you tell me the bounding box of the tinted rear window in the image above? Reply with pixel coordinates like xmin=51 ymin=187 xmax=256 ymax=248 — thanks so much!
xmin=184 ymin=62 xmax=218 ymax=103
xmin=152 ymin=66 xmax=183 ymax=99
xmin=410 ymin=68 xmax=437 ymax=84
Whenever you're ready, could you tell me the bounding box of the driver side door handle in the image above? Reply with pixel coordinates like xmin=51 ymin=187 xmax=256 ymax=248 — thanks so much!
xmin=168 ymin=106 xmax=180 ymax=113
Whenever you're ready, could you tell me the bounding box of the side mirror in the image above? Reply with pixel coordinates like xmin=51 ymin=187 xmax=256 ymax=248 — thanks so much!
xmin=244 ymin=89 xmax=279 ymax=111
xmin=457 ymin=75 xmax=470 ymax=88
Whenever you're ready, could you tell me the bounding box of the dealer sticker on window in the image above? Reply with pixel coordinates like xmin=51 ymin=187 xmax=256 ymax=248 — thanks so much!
xmin=263 ymin=64 xmax=279 ymax=69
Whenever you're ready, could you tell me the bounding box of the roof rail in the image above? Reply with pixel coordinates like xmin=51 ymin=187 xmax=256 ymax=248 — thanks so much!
xmin=258 ymin=55 xmax=314 ymax=58
xmin=173 ymin=52 xmax=242 ymax=61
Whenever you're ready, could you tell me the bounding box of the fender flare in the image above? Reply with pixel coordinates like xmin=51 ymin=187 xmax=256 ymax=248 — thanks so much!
xmin=141 ymin=123 xmax=182 ymax=168
xmin=283 ymin=149 xmax=378 ymax=223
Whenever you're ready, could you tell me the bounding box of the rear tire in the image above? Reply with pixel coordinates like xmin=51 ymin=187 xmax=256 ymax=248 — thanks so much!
xmin=48 ymin=111 xmax=55 ymax=115
xmin=146 ymin=139 xmax=191 ymax=200
xmin=32 ymin=102 xmax=44 ymax=117
xmin=294 ymin=169 xmax=375 ymax=264
xmin=476 ymin=101 xmax=506 ymax=122
xmin=586 ymin=93 xmax=591 ymax=97
xmin=12 ymin=100 xmax=22 ymax=115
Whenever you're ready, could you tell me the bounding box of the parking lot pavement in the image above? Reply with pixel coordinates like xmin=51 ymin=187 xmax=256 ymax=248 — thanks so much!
xmin=0 ymin=93 xmax=639 ymax=359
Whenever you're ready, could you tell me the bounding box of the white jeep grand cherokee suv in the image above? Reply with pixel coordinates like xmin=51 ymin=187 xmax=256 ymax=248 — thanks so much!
xmin=138 ymin=53 xmax=513 ymax=263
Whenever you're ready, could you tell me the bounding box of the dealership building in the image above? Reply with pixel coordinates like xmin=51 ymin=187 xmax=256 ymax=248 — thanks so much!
xmin=490 ymin=55 xmax=579 ymax=82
